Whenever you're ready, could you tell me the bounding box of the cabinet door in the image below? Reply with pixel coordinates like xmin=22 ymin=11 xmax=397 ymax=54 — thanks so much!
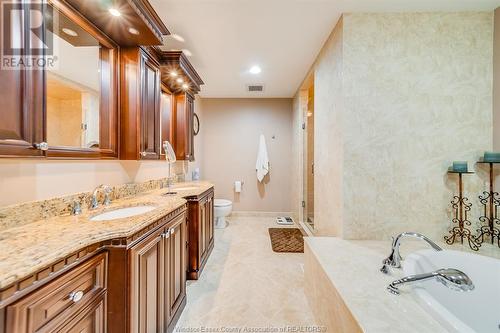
xmin=185 ymin=93 xmax=195 ymax=161
xmin=206 ymin=195 xmax=214 ymax=246
xmin=55 ymin=296 xmax=105 ymax=333
xmin=173 ymin=92 xmax=195 ymax=161
xmin=130 ymin=230 xmax=164 ymax=333
xmin=165 ymin=215 xmax=186 ymax=324
xmin=139 ymin=52 xmax=160 ymax=160
xmin=0 ymin=0 xmax=45 ymax=157
xmin=199 ymin=198 xmax=207 ymax=258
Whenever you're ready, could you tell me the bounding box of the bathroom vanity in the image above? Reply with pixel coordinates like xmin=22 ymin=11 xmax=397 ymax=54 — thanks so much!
xmin=0 ymin=182 xmax=215 ymax=333
xmin=186 ymin=188 xmax=215 ymax=279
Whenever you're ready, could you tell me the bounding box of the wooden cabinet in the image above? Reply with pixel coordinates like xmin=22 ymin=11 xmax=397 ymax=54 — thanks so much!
xmin=187 ymin=188 xmax=215 ymax=280
xmin=55 ymin=296 xmax=106 ymax=333
xmin=0 ymin=0 xmax=121 ymax=159
xmin=129 ymin=226 xmax=164 ymax=333
xmin=4 ymin=253 xmax=107 ymax=333
xmin=120 ymin=47 xmax=161 ymax=160
xmin=129 ymin=211 xmax=187 ymax=333
xmin=0 ymin=207 xmax=191 ymax=333
xmin=0 ymin=0 xmax=45 ymax=158
xmin=160 ymin=86 xmax=174 ymax=158
xmin=173 ymin=93 xmax=195 ymax=161
xmin=157 ymin=50 xmax=203 ymax=162
xmin=164 ymin=214 xmax=187 ymax=328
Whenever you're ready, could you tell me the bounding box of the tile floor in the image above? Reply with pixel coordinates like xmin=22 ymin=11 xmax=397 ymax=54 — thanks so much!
xmin=175 ymin=215 xmax=317 ymax=330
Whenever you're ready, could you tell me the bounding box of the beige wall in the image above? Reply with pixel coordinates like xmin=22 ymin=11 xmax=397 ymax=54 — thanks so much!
xmin=0 ymin=159 xmax=189 ymax=207
xmin=199 ymin=98 xmax=293 ymax=212
xmin=293 ymin=12 xmax=493 ymax=240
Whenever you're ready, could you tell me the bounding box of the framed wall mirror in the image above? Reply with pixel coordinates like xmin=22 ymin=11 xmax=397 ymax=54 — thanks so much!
xmin=45 ymin=0 xmax=118 ymax=158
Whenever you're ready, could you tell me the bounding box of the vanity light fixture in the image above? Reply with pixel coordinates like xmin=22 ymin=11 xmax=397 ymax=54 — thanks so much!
xmin=128 ymin=27 xmax=139 ymax=35
xmin=108 ymin=8 xmax=121 ymax=17
xmin=62 ymin=28 xmax=78 ymax=37
xmin=176 ymin=78 xmax=184 ymax=84
xmin=170 ymin=71 xmax=178 ymax=77
xmin=249 ymin=65 xmax=261 ymax=74
xmin=182 ymin=83 xmax=189 ymax=90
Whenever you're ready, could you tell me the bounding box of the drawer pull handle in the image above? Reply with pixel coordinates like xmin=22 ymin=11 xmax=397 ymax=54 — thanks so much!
xmin=162 ymin=229 xmax=170 ymax=239
xmin=33 ymin=142 xmax=49 ymax=151
xmin=69 ymin=290 xmax=84 ymax=303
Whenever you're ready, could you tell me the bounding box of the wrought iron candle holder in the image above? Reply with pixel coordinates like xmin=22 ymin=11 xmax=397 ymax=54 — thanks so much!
xmin=444 ymin=170 xmax=481 ymax=251
xmin=475 ymin=161 xmax=500 ymax=247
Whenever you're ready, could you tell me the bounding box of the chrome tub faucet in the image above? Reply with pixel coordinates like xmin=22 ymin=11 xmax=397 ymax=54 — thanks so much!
xmin=381 ymin=232 xmax=443 ymax=274
xmin=387 ymin=268 xmax=474 ymax=295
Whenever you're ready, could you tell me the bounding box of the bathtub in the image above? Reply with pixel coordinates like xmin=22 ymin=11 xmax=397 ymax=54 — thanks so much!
xmin=404 ymin=249 xmax=500 ymax=333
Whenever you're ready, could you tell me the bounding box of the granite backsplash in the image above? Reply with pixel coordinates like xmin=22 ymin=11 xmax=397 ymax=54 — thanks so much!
xmin=0 ymin=175 xmax=183 ymax=230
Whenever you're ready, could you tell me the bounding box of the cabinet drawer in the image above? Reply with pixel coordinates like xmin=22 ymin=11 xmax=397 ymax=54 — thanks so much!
xmin=6 ymin=253 xmax=107 ymax=333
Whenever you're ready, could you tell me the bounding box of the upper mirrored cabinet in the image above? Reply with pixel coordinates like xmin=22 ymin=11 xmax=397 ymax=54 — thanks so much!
xmin=45 ymin=2 xmax=118 ymax=158
xmin=46 ymin=7 xmax=101 ymax=149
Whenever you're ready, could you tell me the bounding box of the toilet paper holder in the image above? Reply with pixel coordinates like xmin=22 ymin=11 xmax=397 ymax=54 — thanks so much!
xmin=234 ymin=181 xmax=244 ymax=193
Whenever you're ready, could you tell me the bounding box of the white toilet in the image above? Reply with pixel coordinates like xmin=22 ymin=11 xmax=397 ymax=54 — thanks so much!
xmin=214 ymin=199 xmax=232 ymax=229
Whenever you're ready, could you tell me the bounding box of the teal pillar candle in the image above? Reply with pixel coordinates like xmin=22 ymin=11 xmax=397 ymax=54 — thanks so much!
xmin=452 ymin=161 xmax=468 ymax=172
xmin=484 ymin=152 xmax=500 ymax=162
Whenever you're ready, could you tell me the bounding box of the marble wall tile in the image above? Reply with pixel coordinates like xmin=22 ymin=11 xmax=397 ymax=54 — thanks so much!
xmin=342 ymin=12 xmax=493 ymax=240
xmin=292 ymin=12 xmax=494 ymax=241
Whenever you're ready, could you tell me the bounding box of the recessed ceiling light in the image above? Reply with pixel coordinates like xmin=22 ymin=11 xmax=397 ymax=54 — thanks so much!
xmin=182 ymin=83 xmax=189 ymax=90
xmin=170 ymin=71 xmax=178 ymax=77
xmin=249 ymin=65 xmax=261 ymax=74
xmin=171 ymin=34 xmax=185 ymax=42
xmin=176 ymin=78 xmax=184 ymax=83
xmin=62 ymin=28 xmax=78 ymax=37
xmin=128 ymin=27 xmax=139 ymax=35
xmin=108 ymin=8 xmax=121 ymax=17
xmin=182 ymin=49 xmax=192 ymax=57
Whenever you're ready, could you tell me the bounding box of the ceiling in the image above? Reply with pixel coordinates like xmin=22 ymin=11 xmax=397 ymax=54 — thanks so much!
xmin=150 ymin=0 xmax=500 ymax=98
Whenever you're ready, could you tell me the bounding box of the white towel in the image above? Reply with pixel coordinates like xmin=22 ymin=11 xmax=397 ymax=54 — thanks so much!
xmin=255 ymin=134 xmax=269 ymax=182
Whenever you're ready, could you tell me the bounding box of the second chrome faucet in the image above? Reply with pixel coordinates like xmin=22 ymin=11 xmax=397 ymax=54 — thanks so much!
xmin=90 ymin=184 xmax=112 ymax=209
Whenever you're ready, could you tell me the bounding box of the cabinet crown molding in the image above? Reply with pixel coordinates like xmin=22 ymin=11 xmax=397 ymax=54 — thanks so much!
xmin=154 ymin=49 xmax=204 ymax=95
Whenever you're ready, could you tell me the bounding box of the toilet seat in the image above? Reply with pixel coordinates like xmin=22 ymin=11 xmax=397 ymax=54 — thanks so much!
xmin=214 ymin=199 xmax=232 ymax=207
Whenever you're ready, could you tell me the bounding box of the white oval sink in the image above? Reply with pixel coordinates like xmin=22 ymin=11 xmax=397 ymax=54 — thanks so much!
xmin=90 ymin=205 xmax=156 ymax=221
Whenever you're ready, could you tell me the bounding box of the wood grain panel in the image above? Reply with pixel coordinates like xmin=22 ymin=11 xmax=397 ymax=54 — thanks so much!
xmin=5 ymin=253 xmax=107 ymax=333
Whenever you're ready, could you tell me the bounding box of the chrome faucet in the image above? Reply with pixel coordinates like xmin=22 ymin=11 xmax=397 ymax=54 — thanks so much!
xmin=90 ymin=184 xmax=112 ymax=209
xmin=387 ymin=268 xmax=474 ymax=295
xmin=381 ymin=232 xmax=443 ymax=274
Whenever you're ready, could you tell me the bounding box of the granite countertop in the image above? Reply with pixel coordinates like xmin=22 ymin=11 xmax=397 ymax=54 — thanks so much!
xmin=305 ymin=237 xmax=500 ymax=333
xmin=0 ymin=181 xmax=214 ymax=289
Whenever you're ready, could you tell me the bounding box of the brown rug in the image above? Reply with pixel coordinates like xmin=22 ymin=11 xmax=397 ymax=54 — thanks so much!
xmin=268 ymin=228 xmax=305 ymax=253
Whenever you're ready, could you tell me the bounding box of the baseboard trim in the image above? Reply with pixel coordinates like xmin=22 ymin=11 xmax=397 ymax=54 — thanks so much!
xmin=230 ymin=211 xmax=293 ymax=218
